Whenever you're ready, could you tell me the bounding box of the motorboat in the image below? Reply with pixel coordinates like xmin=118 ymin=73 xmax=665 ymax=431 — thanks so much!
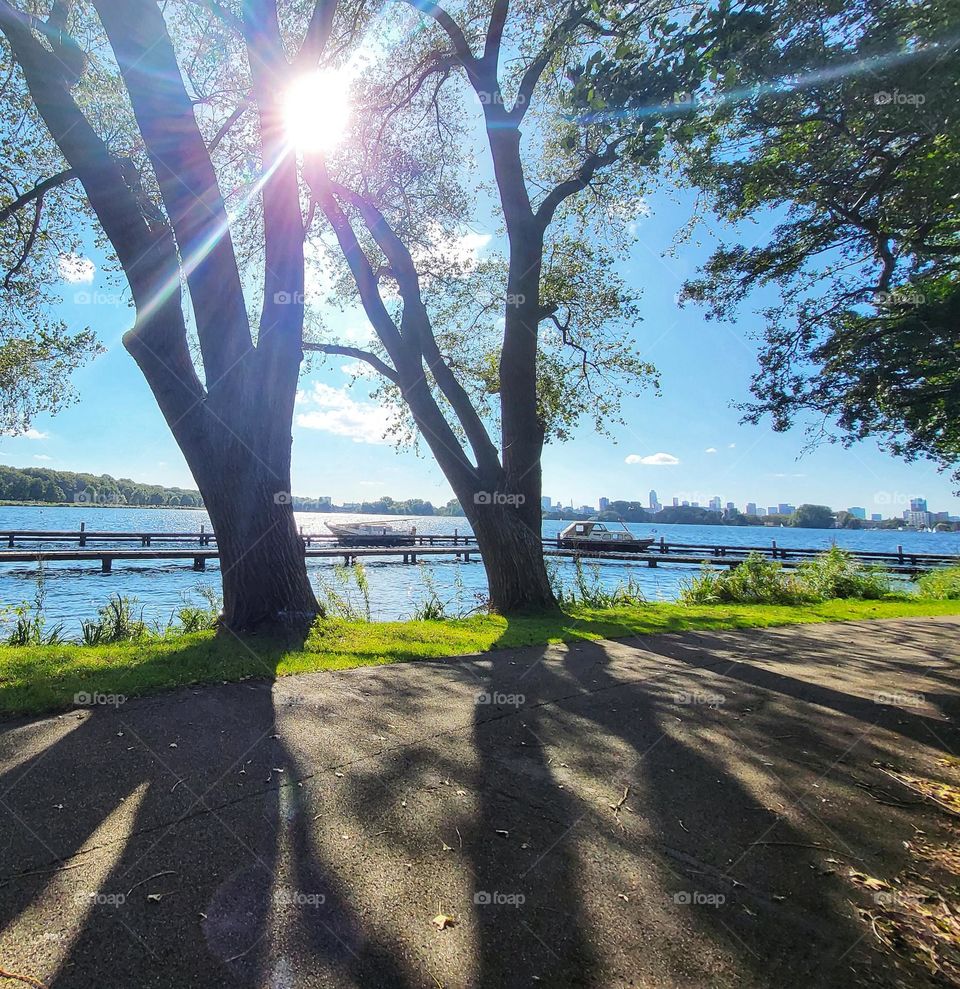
xmin=325 ymin=520 xmax=418 ymax=546
xmin=558 ymin=520 xmax=654 ymax=552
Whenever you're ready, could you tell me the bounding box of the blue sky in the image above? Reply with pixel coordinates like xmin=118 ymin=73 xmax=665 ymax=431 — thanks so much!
xmin=1 ymin=87 xmax=956 ymax=518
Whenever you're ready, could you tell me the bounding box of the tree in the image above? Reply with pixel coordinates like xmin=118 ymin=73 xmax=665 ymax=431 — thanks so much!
xmin=301 ymin=0 xmax=705 ymax=612
xmin=0 ymin=0 xmax=356 ymax=630
xmin=672 ymin=0 xmax=960 ymax=484
xmin=834 ymin=510 xmax=862 ymax=530
xmin=791 ymin=504 xmax=834 ymax=529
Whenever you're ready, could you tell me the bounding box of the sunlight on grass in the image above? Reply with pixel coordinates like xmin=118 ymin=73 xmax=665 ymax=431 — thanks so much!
xmin=1 ymin=599 xmax=958 ymax=717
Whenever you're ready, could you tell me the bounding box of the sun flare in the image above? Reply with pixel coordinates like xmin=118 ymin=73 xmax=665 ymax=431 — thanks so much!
xmin=283 ymin=70 xmax=351 ymax=154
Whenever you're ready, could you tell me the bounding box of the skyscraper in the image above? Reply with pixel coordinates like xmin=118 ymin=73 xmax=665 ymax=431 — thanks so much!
xmin=910 ymin=497 xmax=928 ymax=512
xmin=598 ymin=497 xmax=609 ymax=511
xmin=709 ymin=496 xmax=722 ymax=512
xmin=649 ymin=489 xmax=659 ymax=512
xmin=746 ymin=502 xmax=757 ymax=516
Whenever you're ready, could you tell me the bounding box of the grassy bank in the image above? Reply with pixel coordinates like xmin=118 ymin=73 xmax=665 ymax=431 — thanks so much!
xmin=1 ymin=597 xmax=958 ymax=717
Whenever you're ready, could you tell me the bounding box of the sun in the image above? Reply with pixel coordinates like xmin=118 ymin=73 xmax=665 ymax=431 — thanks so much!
xmin=283 ymin=70 xmax=351 ymax=154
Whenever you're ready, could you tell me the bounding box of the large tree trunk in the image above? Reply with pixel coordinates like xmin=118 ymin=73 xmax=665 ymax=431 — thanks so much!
xmin=202 ymin=472 xmax=318 ymax=635
xmin=464 ymin=498 xmax=557 ymax=614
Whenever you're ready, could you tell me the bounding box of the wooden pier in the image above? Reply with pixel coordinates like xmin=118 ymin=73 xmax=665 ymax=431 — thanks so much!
xmin=0 ymin=526 xmax=955 ymax=576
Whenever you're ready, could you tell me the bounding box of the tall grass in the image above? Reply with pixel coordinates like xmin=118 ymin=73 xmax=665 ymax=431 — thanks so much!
xmin=556 ymin=557 xmax=647 ymax=608
xmin=3 ymin=566 xmax=66 ymax=645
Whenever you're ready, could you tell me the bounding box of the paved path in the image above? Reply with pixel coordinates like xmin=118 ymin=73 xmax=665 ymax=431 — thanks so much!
xmin=1 ymin=617 xmax=958 ymax=988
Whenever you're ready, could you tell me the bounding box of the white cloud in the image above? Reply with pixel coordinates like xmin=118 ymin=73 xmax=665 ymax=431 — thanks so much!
xmin=34 ymin=454 xmax=53 ymax=461
xmin=20 ymin=428 xmax=49 ymax=440
xmin=704 ymin=447 xmax=717 ymax=454
xmin=728 ymin=443 xmax=736 ymax=448
xmin=58 ymin=253 xmax=96 ymax=284
xmin=295 ymin=382 xmax=391 ymax=445
xmin=625 ymin=452 xmax=680 ymax=466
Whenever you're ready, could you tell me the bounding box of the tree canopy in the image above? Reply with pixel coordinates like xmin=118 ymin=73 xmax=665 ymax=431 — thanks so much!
xmin=670 ymin=0 xmax=960 ymax=484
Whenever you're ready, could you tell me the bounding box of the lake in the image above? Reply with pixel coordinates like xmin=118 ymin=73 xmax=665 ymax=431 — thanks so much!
xmin=1 ymin=505 xmax=957 ymax=635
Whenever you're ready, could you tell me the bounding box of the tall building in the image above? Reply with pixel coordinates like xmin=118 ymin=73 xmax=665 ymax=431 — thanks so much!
xmin=910 ymin=497 xmax=928 ymax=512
xmin=778 ymin=503 xmax=795 ymax=515
xmin=541 ymin=496 xmax=552 ymax=510
xmin=649 ymin=489 xmax=660 ymax=512
xmin=847 ymin=507 xmax=866 ymax=520
xmin=598 ymin=496 xmax=609 ymax=511
xmin=708 ymin=496 xmax=722 ymax=513
xmin=725 ymin=501 xmax=735 ymax=513
xmin=672 ymin=497 xmax=679 ymax=508
xmin=746 ymin=502 xmax=758 ymax=516
xmin=768 ymin=506 xmax=778 ymax=516
xmin=757 ymin=507 xmax=767 ymax=516
xmin=871 ymin=514 xmax=882 ymax=521
xmin=906 ymin=510 xmax=933 ymax=528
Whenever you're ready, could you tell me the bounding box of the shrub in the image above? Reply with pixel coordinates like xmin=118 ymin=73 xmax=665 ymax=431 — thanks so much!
xmin=795 ymin=547 xmax=891 ymax=600
xmin=679 ymin=553 xmax=812 ymax=605
xmin=916 ymin=565 xmax=960 ymax=600
xmin=172 ymin=585 xmax=222 ymax=633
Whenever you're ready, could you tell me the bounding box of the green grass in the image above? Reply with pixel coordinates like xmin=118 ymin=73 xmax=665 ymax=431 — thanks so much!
xmin=2 ymin=597 xmax=959 ymax=717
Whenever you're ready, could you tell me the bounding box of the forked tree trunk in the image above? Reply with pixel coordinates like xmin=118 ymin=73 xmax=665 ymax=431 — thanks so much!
xmin=171 ymin=404 xmax=320 ymax=636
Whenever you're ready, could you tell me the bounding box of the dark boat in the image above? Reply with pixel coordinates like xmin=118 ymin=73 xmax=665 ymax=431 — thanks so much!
xmin=558 ymin=520 xmax=654 ymax=553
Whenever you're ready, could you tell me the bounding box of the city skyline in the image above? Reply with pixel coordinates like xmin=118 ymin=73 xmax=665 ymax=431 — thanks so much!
xmin=541 ymin=490 xmax=957 ymax=522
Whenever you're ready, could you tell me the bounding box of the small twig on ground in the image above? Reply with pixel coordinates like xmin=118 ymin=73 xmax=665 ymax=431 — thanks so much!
xmin=610 ymin=787 xmax=629 ymax=812
xmin=127 ymin=871 xmax=177 ymax=896
xmin=749 ymin=840 xmax=844 ymax=853
xmin=0 ymin=967 xmax=48 ymax=988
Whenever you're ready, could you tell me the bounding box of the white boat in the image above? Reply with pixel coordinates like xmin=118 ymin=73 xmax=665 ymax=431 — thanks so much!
xmin=558 ymin=520 xmax=654 ymax=553
xmin=326 ymin=520 xmax=417 ymax=546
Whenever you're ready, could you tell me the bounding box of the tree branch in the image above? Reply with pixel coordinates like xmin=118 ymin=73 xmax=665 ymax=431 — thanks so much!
xmin=401 ymin=0 xmax=477 ymax=72
xmin=295 ymin=0 xmax=339 ymax=69
xmin=0 ymin=0 xmax=204 ymax=422
xmin=328 ymin=181 xmax=502 ymax=475
xmin=93 ymin=0 xmax=252 ymax=384
xmin=302 ymin=342 xmax=399 ymax=383
xmin=535 ymin=138 xmax=624 ymax=228
xmin=0 ymin=168 xmax=76 ymax=225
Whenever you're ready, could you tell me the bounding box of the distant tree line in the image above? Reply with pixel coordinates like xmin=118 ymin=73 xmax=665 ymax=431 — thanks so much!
xmin=287 ymin=495 xmax=464 ymax=517
xmin=0 ymin=466 xmax=203 ymax=507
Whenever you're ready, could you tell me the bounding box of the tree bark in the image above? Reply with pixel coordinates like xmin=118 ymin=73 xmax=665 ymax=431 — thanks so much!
xmin=203 ymin=473 xmax=318 ymax=635
xmin=467 ymin=499 xmax=557 ymax=614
